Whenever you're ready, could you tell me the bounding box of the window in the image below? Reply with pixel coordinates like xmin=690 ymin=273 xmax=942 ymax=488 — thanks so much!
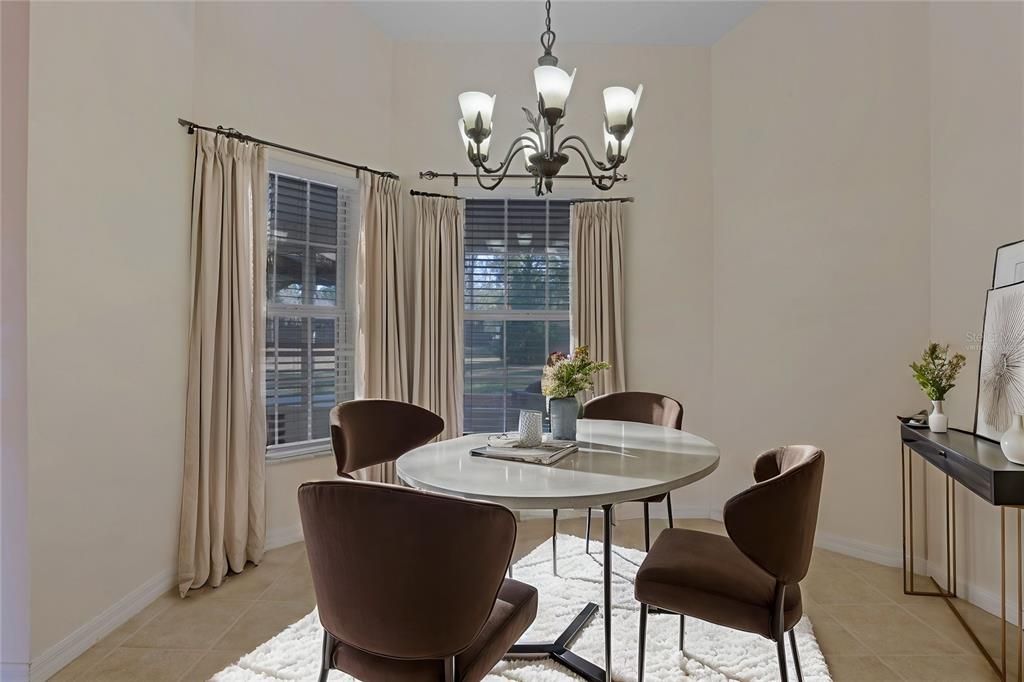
xmin=265 ymin=163 xmax=358 ymax=458
xmin=463 ymin=198 xmax=572 ymax=433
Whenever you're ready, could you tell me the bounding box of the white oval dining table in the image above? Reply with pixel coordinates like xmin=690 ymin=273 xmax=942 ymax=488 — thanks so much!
xmin=396 ymin=419 xmax=720 ymax=682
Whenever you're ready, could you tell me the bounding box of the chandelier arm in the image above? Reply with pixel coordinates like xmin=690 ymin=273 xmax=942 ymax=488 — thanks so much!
xmin=556 ymin=134 xmax=624 ymax=173
xmin=559 ymin=143 xmax=619 ymax=191
xmin=474 ymin=144 xmax=534 ymax=191
xmin=476 ymin=134 xmax=539 ymax=175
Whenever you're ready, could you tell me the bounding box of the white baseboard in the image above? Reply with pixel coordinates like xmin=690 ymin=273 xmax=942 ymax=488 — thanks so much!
xmin=29 ymin=522 xmax=303 ymax=682
xmin=921 ymin=557 xmax=1022 ymax=627
xmin=29 ymin=568 xmax=175 ymax=682
xmin=265 ymin=523 xmax=304 ymax=551
xmin=814 ymin=530 xmax=902 ymax=568
xmin=1 ymin=663 xmax=30 ymax=682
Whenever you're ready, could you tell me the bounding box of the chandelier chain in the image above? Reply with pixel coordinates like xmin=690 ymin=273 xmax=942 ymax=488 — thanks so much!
xmin=540 ymin=0 xmax=556 ymax=56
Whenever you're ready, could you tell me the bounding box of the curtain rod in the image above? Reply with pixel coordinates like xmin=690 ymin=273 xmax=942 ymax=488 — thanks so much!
xmin=177 ymin=118 xmax=399 ymax=180
xmin=569 ymin=197 xmax=634 ymax=204
xmin=410 ymin=189 xmax=462 ymax=201
xmin=419 ymin=170 xmax=628 ymax=186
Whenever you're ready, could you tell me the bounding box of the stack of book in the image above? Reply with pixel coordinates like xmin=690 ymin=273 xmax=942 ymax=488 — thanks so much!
xmin=470 ymin=439 xmax=578 ymax=466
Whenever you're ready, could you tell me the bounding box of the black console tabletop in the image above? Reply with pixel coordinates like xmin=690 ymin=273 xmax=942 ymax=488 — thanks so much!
xmin=900 ymin=423 xmax=1024 ymax=506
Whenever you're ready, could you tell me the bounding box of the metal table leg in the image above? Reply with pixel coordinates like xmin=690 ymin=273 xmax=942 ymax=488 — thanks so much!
xmin=506 ymin=503 xmax=616 ymax=682
xmin=603 ymin=503 xmax=613 ymax=682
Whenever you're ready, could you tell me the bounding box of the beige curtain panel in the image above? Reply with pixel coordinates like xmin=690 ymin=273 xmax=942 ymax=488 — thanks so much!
xmin=411 ymin=195 xmax=465 ymax=440
xmin=570 ymin=201 xmax=627 ymax=396
xmin=178 ymin=131 xmax=268 ymax=596
xmin=355 ymin=173 xmax=409 ymax=482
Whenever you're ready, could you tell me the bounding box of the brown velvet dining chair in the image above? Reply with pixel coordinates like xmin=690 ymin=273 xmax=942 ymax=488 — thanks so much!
xmin=577 ymin=391 xmax=684 ymax=552
xmin=634 ymin=445 xmax=825 ymax=682
xmin=329 ymin=399 xmax=444 ymax=477
xmin=299 ymin=479 xmax=539 ymax=682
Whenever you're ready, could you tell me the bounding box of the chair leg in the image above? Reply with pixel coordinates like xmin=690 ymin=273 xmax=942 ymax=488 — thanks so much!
xmin=643 ymin=502 xmax=651 ymax=552
xmin=679 ymin=613 xmax=685 ymax=653
xmin=585 ymin=507 xmax=592 ymax=553
xmin=789 ymin=629 xmax=803 ymax=682
xmin=637 ymin=602 xmax=648 ymax=682
xmin=551 ymin=509 xmax=558 ymax=575
xmin=444 ymin=655 xmax=456 ymax=682
xmin=319 ymin=629 xmax=334 ymax=682
xmin=666 ymin=493 xmax=674 ymax=529
xmin=776 ymin=635 xmax=789 ymax=682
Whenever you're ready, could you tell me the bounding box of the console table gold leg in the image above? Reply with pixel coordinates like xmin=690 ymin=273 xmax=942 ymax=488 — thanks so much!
xmin=901 ymin=444 xmax=910 ymax=592
xmin=1002 ymin=507 xmax=1007 ymax=680
xmin=902 ymin=437 xmax=1016 ymax=680
xmin=946 ymin=476 xmax=952 ymax=594
xmin=946 ymin=477 xmax=954 ymax=593
xmin=1011 ymin=507 xmax=1019 ymax=679
xmin=910 ymin=447 xmax=916 ymax=592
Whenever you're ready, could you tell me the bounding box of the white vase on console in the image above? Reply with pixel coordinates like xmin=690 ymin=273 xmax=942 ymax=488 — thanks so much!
xmin=1001 ymin=414 xmax=1024 ymax=465
xmin=928 ymin=400 xmax=948 ymax=433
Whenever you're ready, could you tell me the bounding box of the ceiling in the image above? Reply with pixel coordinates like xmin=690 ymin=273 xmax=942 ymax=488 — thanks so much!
xmin=352 ymin=1 xmax=761 ymax=46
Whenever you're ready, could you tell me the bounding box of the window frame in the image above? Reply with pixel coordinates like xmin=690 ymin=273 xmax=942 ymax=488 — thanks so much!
xmin=462 ymin=193 xmax=574 ymax=434
xmin=264 ymin=157 xmax=360 ymax=461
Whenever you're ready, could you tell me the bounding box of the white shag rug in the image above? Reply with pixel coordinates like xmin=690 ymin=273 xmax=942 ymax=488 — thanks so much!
xmin=214 ymin=534 xmax=831 ymax=681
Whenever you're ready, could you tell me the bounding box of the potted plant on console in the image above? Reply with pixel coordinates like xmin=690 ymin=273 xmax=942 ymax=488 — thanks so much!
xmin=542 ymin=346 xmax=610 ymax=441
xmin=910 ymin=342 xmax=966 ymax=434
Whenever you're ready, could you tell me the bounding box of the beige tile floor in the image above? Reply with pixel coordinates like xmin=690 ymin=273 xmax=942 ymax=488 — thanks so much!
xmin=50 ymin=517 xmax=1004 ymax=682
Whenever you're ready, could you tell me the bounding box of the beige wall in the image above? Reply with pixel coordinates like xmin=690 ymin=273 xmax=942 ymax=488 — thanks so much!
xmin=710 ymin=2 xmax=932 ymax=555
xmin=392 ymin=40 xmax=717 ymax=515
xmin=26 ymin=1 xmax=398 ymax=662
xmin=1 ymin=1 xmax=31 ymax=677
xmin=27 ymin=1 xmax=195 ymax=660
xmin=926 ymin=1 xmax=1024 ymax=611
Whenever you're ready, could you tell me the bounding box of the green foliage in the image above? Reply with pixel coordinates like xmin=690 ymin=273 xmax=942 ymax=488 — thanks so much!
xmin=541 ymin=345 xmax=611 ymax=399
xmin=910 ymin=342 xmax=967 ymax=401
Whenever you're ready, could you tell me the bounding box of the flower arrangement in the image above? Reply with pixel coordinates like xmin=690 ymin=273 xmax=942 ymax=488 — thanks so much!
xmin=910 ymin=342 xmax=967 ymax=401
xmin=541 ymin=345 xmax=611 ymax=400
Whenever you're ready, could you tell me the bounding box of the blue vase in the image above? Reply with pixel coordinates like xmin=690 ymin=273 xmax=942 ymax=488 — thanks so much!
xmin=549 ymin=397 xmax=579 ymax=440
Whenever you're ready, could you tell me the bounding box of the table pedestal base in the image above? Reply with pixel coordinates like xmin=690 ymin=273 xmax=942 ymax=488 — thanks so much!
xmin=509 ymin=503 xmax=615 ymax=682
xmin=509 ymin=602 xmax=604 ymax=682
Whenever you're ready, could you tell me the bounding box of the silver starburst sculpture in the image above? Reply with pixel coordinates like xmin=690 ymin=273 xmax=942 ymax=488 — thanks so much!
xmin=981 ymin=289 xmax=1024 ymax=431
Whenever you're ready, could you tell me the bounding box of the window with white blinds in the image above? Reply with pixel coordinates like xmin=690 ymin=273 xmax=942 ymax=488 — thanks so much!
xmin=463 ymin=198 xmax=572 ymax=434
xmin=265 ymin=164 xmax=358 ymax=458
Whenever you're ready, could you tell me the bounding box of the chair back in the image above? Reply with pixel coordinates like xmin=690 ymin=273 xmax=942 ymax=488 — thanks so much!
xmin=582 ymin=391 xmax=684 ymax=430
xmin=723 ymin=445 xmax=824 ymax=585
xmin=298 ymin=479 xmax=516 ymax=660
xmin=329 ymin=399 xmax=444 ymax=476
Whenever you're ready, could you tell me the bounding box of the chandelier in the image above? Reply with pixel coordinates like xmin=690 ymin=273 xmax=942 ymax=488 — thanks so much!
xmin=457 ymin=0 xmax=642 ymax=196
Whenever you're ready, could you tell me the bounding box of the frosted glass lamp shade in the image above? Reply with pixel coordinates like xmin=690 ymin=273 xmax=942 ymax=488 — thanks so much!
xmin=521 ymin=130 xmax=545 ymax=170
xmin=534 ymin=66 xmax=576 ymax=113
xmin=477 ymin=135 xmax=491 ymax=161
xmin=603 ymin=84 xmax=643 ymax=130
xmin=604 ymin=127 xmax=634 ymax=162
xmin=458 ymin=91 xmax=496 ymax=134
xmin=459 ymin=119 xmax=490 ymax=162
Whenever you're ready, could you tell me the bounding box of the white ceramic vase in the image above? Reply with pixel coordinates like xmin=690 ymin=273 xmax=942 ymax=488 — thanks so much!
xmin=928 ymin=400 xmax=948 ymax=433
xmin=1002 ymin=414 xmax=1024 ymax=465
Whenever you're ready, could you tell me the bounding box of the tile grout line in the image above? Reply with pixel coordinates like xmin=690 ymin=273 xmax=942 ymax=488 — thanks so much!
xmin=808 ymin=567 xmax=912 ymax=680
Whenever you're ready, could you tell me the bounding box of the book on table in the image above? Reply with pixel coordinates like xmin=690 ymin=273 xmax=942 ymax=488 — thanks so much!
xmin=470 ymin=441 xmax=579 ymax=466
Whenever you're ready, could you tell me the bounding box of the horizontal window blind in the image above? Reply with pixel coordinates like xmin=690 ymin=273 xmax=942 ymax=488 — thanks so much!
xmin=266 ymin=170 xmax=357 ymax=455
xmin=464 ymin=198 xmax=572 ymax=434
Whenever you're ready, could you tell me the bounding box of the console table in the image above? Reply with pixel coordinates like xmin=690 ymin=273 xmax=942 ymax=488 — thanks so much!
xmin=901 ymin=423 xmax=1024 ymax=680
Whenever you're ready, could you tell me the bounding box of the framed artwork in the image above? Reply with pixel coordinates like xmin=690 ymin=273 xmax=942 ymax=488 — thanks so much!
xmin=975 ymin=281 xmax=1024 ymax=441
xmin=993 ymin=239 xmax=1024 ymax=288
